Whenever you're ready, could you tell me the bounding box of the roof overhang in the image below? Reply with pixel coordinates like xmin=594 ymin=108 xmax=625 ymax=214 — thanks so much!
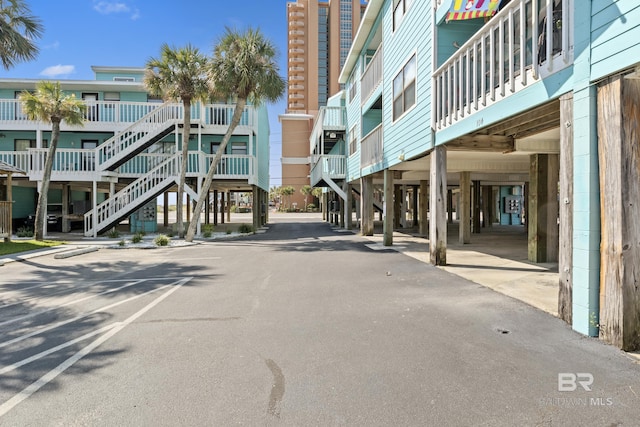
xmin=339 ymin=0 xmax=384 ymax=85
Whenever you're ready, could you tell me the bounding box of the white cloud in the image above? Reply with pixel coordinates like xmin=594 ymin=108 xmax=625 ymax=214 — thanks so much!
xmin=44 ymin=41 xmax=60 ymax=50
xmin=40 ymin=65 xmax=76 ymax=77
xmin=93 ymin=1 xmax=140 ymax=20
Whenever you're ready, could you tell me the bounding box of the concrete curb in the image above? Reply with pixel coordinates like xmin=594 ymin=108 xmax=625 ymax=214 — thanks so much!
xmin=53 ymin=246 xmax=100 ymax=259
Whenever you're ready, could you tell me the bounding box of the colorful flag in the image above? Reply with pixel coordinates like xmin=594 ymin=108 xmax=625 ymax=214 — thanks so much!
xmin=446 ymin=0 xmax=503 ymax=22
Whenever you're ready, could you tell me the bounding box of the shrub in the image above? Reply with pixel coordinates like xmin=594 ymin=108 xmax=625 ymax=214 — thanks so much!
xmin=118 ymin=239 xmax=126 ymax=247
xmin=238 ymin=223 xmax=253 ymax=234
xmin=107 ymin=229 xmax=120 ymax=238
xmin=307 ymin=203 xmax=316 ymax=211
xmin=16 ymin=227 xmax=34 ymax=238
xmin=154 ymin=234 xmax=170 ymax=246
xmin=132 ymin=233 xmax=143 ymax=244
xmin=226 ymin=228 xmax=232 ymax=234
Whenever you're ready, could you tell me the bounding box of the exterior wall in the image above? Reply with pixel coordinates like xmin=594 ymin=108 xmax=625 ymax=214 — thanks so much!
xmin=256 ymin=105 xmax=270 ymax=191
xmin=380 ymin=1 xmax=433 ymax=169
xmin=346 ymin=63 xmax=362 ymax=183
xmin=280 ymin=115 xmax=312 ymax=206
xmin=591 ymin=0 xmax=640 ymax=80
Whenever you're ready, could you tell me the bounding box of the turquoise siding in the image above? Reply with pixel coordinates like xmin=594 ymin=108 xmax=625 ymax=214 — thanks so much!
xmin=591 ymin=0 xmax=640 ymax=80
xmin=381 ymin=1 xmax=433 ymax=170
xmin=436 ymin=19 xmax=484 ymax=67
xmin=256 ymin=104 xmax=270 ymax=191
xmin=94 ymin=70 xmax=145 ymax=82
xmin=347 ymin=62 xmax=363 ymax=183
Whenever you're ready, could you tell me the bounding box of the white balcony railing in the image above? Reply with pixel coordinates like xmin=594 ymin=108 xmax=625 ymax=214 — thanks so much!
xmin=360 ymin=124 xmax=383 ymax=169
xmin=310 ymin=155 xmax=346 ymax=186
xmin=361 ymin=44 xmax=383 ymax=105
xmin=309 ymin=106 xmax=346 ymax=154
xmin=433 ymin=0 xmax=572 ymax=130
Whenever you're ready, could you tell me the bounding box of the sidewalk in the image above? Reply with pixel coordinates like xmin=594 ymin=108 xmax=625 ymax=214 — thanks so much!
xmin=358 ymin=222 xmax=560 ymax=317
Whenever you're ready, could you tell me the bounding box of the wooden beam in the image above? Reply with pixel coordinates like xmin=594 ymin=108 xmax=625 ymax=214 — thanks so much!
xmin=361 ymin=175 xmax=374 ymax=236
xmin=484 ymin=100 xmax=560 ymax=136
xmin=558 ymin=93 xmax=574 ymax=324
xmin=459 ymin=171 xmax=471 ymax=244
xmin=446 ymin=134 xmax=515 ymax=152
xmin=383 ymin=169 xmax=394 ymax=246
xmin=598 ymin=75 xmax=640 ymax=351
xmin=430 ymin=146 xmax=447 ymax=265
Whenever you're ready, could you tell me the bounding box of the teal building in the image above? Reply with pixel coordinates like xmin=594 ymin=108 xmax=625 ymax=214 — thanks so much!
xmin=0 ymin=66 xmax=271 ymax=237
xmin=310 ymin=0 xmax=640 ymax=351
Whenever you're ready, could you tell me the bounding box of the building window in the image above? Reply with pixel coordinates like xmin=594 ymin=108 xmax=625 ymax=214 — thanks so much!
xmin=104 ymin=92 xmax=120 ymax=101
xmin=113 ymin=76 xmax=135 ymax=82
xmin=393 ymin=0 xmax=414 ymax=31
xmin=231 ymin=142 xmax=247 ymax=155
xmin=349 ymin=81 xmax=357 ymax=103
xmin=392 ymin=54 xmax=416 ymax=121
xmin=348 ymin=126 xmax=357 ymax=156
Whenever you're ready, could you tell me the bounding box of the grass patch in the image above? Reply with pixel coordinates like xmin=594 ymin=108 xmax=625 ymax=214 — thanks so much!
xmin=0 ymin=240 xmax=64 ymax=256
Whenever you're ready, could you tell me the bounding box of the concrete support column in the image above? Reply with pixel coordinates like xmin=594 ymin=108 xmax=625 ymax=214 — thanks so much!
xmin=430 ymin=146 xmax=447 ymax=265
xmin=339 ymin=192 xmax=345 ymax=228
xmin=252 ymin=186 xmax=259 ymax=230
xmin=459 ymin=172 xmax=471 ymax=244
xmin=226 ymin=191 xmax=231 ymax=223
xmin=528 ymin=154 xmax=559 ymax=263
xmin=383 ymin=169 xmax=394 ymax=246
xmin=361 ymin=175 xmax=374 ymax=236
xmin=419 ymin=180 xmax=428 ymax=236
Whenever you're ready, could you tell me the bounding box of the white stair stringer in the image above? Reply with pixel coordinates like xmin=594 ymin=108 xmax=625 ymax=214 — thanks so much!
xmin=324 ymin=176 xmax=346 ymax=201
xmin=97 ymin=103 xmax=182 ymax=171
xmin=85 ymin=154 xmax=179 ymax=236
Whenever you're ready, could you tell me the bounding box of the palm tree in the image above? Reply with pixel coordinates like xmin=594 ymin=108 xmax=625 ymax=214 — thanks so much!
xmin=0 ymin=0 xmax=43 ymax=70
xmin=144 ymin=44 xmax=209 ymax=238
xmin=300 ymin=185 xmax=312 ymax=211
xmin=185 ymin=27 xmax=285 ymax=242
xmin=20 ymin=81 xmax=85 ymax=240
xmin=281 ymin=186 xmax=295 ymax=211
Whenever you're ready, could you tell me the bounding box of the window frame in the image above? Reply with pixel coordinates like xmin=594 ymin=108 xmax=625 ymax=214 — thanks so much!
xmin=392 ymin=53 xmax=417 ymax=123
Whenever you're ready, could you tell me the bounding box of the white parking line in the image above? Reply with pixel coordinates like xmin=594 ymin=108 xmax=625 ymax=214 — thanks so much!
xmin=0 ymin=277 xmax=191 ymax=418
xmin=0 ymin=279 xmax=146 ymax=328
xmin=0 ymin=282 xmax=173 ymax=349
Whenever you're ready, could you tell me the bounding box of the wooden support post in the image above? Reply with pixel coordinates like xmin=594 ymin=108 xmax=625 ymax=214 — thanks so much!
xmin=62 ymin=184 xmax=70 ymax=233
xmin=361 ymin=175 xmax=374 ymax=236
xmin=213 ymin=190 xmax=218 ymax=226
xmin=5 ymin=173 xmax=12 ymax=242
xmin=226 ymin=191 xmax=231 ymax=223
xmin=472 ymin=180 xmax=481 ymax=233
xmin=597 ymin=75 xmax=640 ymax=351
xmin=447 ymin=189 xmax=453 ymax=224
xmin=252 ymin=186 xmax=259 ymax=231
xmin=459 ymin=172 xmax=471 ymax=244
xmin=186 ymin=194 xmax=191 ymax=223
xmin=164 ymin=192 xmax=169 ymax=227
xmin=412 ymin=186 xmax=419 ymax=227
xmin=419 ymin=180 xmax=428 ymax=236
xmin=528 ymin=154 xmax=559 ymax=263
xmin=482 ymin=186 xmax=490 ymax=228
xmin=220 ymin=192 xmax=225 ymax=224
xmin=383 ymin=169 xmax=394 ymax=246
xmin=430 ymin=146 xmax=447 ymax=265
xmin=558 ymin=92 xmax=574 ymax=324
xmin=345 ymin=183 xmax=353 ymax=230
xmin=393 ymin=185 xmax=401 ymax=229
xmin=205 ymin=189 xmax=210 ymax=225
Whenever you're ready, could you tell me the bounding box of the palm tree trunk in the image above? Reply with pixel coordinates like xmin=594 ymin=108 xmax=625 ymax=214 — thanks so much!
xmin=34 ymin=121 xmax=60 ymax=241
xmin=176 ymin=100 xmax=192 ymax=238
xmin=185 ymin=98 xmax=247 ymax=242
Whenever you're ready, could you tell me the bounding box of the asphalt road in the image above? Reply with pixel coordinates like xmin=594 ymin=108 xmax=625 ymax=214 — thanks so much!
xmin=1 ymin=217 xmax=639 ymax=426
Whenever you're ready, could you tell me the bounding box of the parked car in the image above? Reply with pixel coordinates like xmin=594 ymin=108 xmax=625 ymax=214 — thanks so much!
xmin=24 ymin=204 xmax=64 ymax=231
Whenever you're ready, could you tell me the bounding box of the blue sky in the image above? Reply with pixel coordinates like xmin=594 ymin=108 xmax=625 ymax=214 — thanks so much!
xmin=2 ymin=0 xmax=290 ymax=188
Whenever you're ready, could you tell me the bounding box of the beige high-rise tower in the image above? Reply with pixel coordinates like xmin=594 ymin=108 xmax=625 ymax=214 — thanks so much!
xmin=280 ymin=0 xmax=366 ymax=209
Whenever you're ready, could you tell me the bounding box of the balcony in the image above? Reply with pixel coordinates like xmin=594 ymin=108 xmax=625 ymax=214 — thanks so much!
xmin=289 ymin=48 xmax=305 ymax=55
xmin=361 ymin=44 xmax=383 ymax=106
xmin=290 ymin=76 xmax=305 ymax=81
xmin=289 ymin=39 xmax=305 ymax=45
xmin=360 ymin=124 xmax=383 ymax=169
xmin=289 ymin=84 xmax=305 ymax=91
xmin=310 ymin=155 xmax=346 ymax=187
xmin=289 ymin=66 xmax=305 ymax=73
xmin=289 ymin=103 xmax=305 ymax=110
xmin=433 ymin=0 xmax=572 ymax=130
xmin=289 ymin=11 xmax=304 ymax=18
xmin=289 ymin=57 xmax=304 ymax=63
xmin=289 ymin=20 xmax=304 ymax=27
xmin=289 ymin=30 xmax=304 ymax=36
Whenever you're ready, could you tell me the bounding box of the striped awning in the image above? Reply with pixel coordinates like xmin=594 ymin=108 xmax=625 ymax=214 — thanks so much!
xmin=446 ymin=0 xmax=503 ymax=22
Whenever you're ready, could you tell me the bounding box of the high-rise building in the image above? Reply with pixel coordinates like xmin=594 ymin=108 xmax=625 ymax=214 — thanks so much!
xmin=280 ymin=0 xmax=366 ymax=209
